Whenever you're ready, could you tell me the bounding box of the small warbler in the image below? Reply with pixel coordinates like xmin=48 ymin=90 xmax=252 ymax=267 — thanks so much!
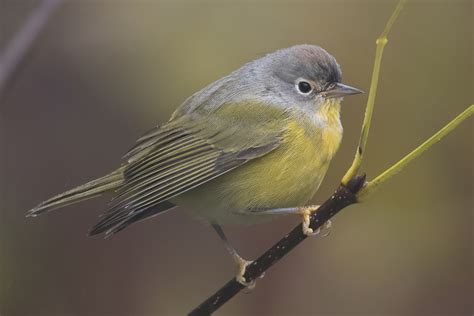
xmin=28 ymin=45 xmax=362 ymax=284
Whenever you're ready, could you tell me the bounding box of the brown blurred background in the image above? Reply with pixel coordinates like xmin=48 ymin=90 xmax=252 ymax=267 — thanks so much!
xmin=0 ymin=0 xmax=472 ymax=315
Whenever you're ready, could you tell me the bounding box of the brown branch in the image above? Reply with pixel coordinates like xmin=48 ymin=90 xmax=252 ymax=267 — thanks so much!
xmin=0 ymin=0 xmax=63 ymax=98
xmin=188 ymin=174 xmax=366 ymax=316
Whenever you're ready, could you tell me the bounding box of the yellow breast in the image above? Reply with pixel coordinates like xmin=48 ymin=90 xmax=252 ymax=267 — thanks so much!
xmin=176 ymin=100 xmax=343 ymax=224
xmin=234 ymin=103 xmax=342 ymax=209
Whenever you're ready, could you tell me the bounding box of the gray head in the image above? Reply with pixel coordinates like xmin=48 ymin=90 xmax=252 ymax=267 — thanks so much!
xmin=262 ymin=44 xmax=343 ymax=93
xmin=175 ymin=44 xmax=362 ymax=117
xmin=243 ymin=45 xmax=362 ymax=110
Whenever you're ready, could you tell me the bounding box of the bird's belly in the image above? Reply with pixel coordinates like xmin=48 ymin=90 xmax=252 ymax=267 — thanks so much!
xmin=173 ymin=121 xmax=341 ymax=225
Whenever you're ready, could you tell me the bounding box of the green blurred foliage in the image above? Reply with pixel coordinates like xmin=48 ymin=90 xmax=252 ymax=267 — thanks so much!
xmin=0 ymin=0 xmax=472 ymax=315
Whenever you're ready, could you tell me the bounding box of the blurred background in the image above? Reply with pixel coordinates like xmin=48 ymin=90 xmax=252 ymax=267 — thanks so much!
xmin=0 ymin=0 xmax=472 ymax=315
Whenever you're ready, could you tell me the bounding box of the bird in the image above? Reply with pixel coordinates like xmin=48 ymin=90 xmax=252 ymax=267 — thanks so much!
xmin=27 ymin=44 xmax=362 ymax=285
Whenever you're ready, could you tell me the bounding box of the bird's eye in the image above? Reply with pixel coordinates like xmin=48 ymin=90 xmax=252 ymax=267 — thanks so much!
xmin=296 ymin=80 xmax=313 ymax=94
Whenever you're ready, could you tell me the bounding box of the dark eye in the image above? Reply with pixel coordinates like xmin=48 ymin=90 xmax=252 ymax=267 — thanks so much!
xmin=297 ymin=80 xmax=313 ymax=94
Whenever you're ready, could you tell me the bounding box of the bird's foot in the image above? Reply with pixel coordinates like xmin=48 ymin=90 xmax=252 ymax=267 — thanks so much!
xmin=298 ymin=205 xmax=320 ymax=236
xmin=233 ymin=254 xmax=265 ymax=290
xmin=298 ymin=206 xmax=332 ymax=237
xmin=233 ymin=254 xmax=255 ymax=289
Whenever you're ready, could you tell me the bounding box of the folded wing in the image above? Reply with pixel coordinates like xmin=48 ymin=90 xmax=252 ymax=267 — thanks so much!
xmin=90 ymin=102 xmax=288 ymax=236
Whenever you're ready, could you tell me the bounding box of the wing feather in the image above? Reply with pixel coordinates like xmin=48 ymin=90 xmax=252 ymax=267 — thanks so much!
xmin=90 ymin=102 xmax=288 ymax=236
xmin=113 ymin=150 xmax=218 ymax=201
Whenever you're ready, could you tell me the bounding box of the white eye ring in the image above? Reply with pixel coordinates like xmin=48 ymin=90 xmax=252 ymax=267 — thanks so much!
xmin=295 ymin=79 xmax=313 ymax=95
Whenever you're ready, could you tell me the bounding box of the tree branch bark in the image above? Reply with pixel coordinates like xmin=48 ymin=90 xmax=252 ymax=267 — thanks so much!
xmin=188 ymin=175 xmax=366 ymax=316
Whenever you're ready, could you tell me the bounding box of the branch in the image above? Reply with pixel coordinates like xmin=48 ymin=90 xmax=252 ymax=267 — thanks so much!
xmin=341 ymin=0 xmax=406 ymax=185
xmin=0 ymin=0 xmax=63 ymax=98
xmin=358 ymin=105 xmax=474 ymax=198
xmin=189 ymin=175 xmax=366 ymax=316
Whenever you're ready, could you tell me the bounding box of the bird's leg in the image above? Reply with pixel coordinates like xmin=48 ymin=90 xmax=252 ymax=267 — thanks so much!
xmin=248 ymin=205 xmax=331 ymax=237
xmin=211 ymin=223 xmax=256 ymax=288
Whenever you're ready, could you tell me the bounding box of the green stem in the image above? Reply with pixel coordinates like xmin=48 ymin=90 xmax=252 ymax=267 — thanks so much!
xmin=342 ymin=0 xmax=406 ymax=185
xmin=358 ymin=105 xmax=474 ymax=198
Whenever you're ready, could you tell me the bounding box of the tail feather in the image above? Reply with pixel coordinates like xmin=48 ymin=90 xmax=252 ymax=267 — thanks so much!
xmin=26 ymin=167 xmax=125 ymax=217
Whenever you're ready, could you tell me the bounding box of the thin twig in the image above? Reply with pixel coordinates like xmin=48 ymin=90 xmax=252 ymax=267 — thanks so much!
xmin=358 ymin=105 xmax=474 ymax=198
xmin=0 ymin=0 xmax=63 ymax=97
xmin=341 ymin=0 xmax=406 ymax=185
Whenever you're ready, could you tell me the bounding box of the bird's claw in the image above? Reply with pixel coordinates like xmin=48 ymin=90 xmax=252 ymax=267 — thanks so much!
xmin=233 ymin=254 xmax=257 ymax=290
xmin=299 ymin=206 xmax=332 ymax=237
xmin=299 ymin=206 xmax=320 ymax=236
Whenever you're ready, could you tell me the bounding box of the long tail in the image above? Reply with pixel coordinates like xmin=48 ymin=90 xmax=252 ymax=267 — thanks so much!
xmin=26 ymin=167 xmax=125 ymax=217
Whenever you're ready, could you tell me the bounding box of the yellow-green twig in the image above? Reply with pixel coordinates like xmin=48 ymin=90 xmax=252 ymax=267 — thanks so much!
xmin=358 ymin=105 xmax=474 ymax=198
xmin=341 ymin=0 xmax=406 ymax=185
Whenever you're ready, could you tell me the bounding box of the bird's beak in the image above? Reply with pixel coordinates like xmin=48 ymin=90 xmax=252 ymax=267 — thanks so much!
xmin=323 ymin=82 xmax=363 ymax=99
